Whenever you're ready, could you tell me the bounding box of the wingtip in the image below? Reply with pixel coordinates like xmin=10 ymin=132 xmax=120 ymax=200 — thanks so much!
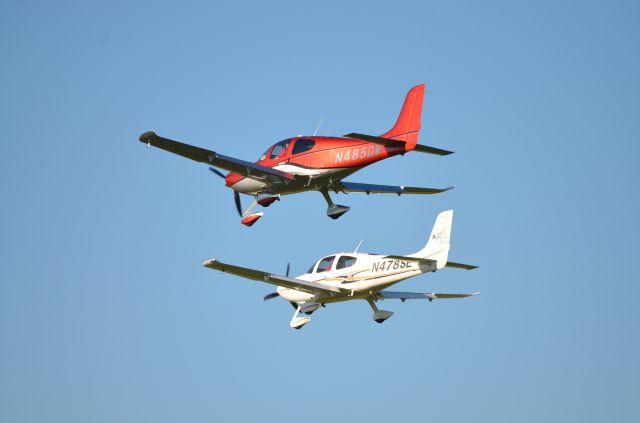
xmin=139 ymin=130 xmax=157 ymax=143
xmin=202 ymin=259 xmax=217 ymax=268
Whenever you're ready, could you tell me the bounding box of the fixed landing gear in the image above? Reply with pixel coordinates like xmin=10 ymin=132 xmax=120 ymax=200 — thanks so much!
xmin=367 ymin=298 xmax=394 ymax=324
xmin=239 ymin=193 xmax=279 ymax=227
xmin=290 ymin=305 xmax=311 ymax=330
xmin=320 ymin=188 xmax=350 ymax=220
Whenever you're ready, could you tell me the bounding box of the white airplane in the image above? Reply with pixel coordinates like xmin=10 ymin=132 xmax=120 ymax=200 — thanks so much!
xmin=204 ymin=210 xmax=478 ymax=329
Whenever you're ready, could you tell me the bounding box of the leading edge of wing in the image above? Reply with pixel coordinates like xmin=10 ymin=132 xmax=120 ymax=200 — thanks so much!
xmin=139 ymin=131 xmax=295 ymax=182
xmin=335 ymin=181 xmax=455 ymax=195
xmin=202 ymin=259 xmax=339 ymax=295
xmin=377 ymin=291 xmax=479 ymax=301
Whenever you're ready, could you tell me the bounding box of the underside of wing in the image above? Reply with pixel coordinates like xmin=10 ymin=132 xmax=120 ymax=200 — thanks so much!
xmin=203 ymin=259 xmax=339 ymax=295
xmin=376 ymin=291 xmax=479 ymax=301
xmin=334 ymin=181 xmax=454 ymax=195
xmin=139 ymin=131 xmax=295 ymax=183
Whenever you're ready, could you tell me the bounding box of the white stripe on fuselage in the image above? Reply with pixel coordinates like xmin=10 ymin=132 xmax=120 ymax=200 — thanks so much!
xmin=230 ymin=164 xmax=354 ymax=194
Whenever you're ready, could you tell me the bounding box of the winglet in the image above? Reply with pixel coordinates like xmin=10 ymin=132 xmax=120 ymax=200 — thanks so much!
xmin=139 ymin=131 xmax=157 ymax=143
xmin=203 ymin=259 xmax=217 ymax=268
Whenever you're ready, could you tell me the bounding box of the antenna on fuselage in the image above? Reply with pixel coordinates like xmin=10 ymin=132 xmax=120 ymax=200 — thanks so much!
xmin=313 ymin=117 xmax=324 ymax=136
xmin=354 ymin=239 xmax=364 ymax=253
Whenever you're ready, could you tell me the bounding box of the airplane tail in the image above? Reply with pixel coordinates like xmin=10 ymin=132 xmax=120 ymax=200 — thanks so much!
xmin=380 ymin=84 xmax=425 ymax=151
xmin=410 ymin=209 xmax=453 ymax=269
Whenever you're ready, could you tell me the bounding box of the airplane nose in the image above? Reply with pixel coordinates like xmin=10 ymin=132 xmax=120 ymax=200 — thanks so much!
xmin=225 ymin=172 xmax=244 ymax=187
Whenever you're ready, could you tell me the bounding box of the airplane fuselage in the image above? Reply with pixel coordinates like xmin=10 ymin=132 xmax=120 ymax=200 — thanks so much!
xmin=276 ymin=252 xmax=436 ymax=305
xmin=225 ymin=136 xmax=407 ymax=195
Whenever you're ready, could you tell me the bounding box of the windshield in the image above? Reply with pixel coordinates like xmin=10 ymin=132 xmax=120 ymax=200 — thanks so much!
xmin=258 ymin=139 xmax=292 ymax=161
xmin=306 ymin=262 xmax=316 ymax=274
xmin=269 ymin=139 xmax=291 ymax=159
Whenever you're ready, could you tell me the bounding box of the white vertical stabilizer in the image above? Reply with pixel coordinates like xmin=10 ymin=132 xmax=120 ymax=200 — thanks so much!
xmin=410 ymin=209 xmax=453 ymax=269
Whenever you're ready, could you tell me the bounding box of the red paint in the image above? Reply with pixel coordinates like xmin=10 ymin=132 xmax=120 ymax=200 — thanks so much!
xmin=225 ymin=84 xmax=426 ymax=189
xmin=257 ymin=196 xmax=278 ymax=207
xmin=381 ymin=84 xmax=425 ymax=150
xmin=225 ymin=172 xmax=244 ymax=187
xmin=241 ymin=213 xmax=263 ymax=226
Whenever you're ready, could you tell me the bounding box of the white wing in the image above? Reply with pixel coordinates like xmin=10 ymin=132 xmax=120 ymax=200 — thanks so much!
xmin=377 ymin=291 xmax=479 ymax=302
xmin=203 ymin=259 xmax=339 ymax=295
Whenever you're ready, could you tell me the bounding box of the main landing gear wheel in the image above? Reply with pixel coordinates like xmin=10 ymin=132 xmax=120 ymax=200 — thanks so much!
xmin=320 ymin=187 xmax=350 ymax=220
xmin=327 ymin=205 xmax=350 ymax=220
xmin=367 ymin=298 xmax=394 ymax=324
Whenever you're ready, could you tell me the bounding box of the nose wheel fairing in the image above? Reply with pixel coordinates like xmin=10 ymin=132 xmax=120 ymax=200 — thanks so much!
xmin=290 ymin=305 xmax=311 ymax=329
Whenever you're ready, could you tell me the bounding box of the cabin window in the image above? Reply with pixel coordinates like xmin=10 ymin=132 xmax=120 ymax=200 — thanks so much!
xmin=316 ymin=256 xmax=335 ymax=273
xmin=292 ymin=138 xmax=316 ymax=155
xmin=269 ymin=139 xmax=292 ymax=159
xmin=336 ymin=256 xmax=357 ymax=270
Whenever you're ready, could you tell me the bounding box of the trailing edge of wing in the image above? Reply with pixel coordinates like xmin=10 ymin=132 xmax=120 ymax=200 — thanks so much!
xmin=344 ymin=133 xmax=453 ymax=156
xmin=445 ymin=261 xmax=479 ymax=270
xmin=203 ymin=259 xmax=340 ymax=295
xmin=335 ymin=181 xmax=454 ymax=195
xmin=377 ymin=291 xmax=479 ymax=301
xmin=138 ymin=131 xmax=295 ymax=182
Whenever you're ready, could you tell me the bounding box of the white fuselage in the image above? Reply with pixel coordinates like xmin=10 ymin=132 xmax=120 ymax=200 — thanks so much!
xmin=276 ymin=252 xmax=436 ymax=304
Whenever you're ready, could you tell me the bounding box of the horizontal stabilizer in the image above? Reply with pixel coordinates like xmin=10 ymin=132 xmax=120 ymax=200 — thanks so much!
xmin=384 ymin=255 xmax=437 ymax=266
xmin=445 ymin=261 xmax=479 ymax=270
xmin=335 ymin=181 xmax=454 ymax=195
xmin=344 ymin=133 xmax=453 ymax=156
xmin=344 ymin=133 xmax=405 ymax=148
xmin=413 ymin=143 xmax=454 ymax=156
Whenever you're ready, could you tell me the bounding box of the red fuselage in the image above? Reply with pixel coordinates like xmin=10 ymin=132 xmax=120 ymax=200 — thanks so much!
xmin=225 ymin=136 xmax=406 ymax=194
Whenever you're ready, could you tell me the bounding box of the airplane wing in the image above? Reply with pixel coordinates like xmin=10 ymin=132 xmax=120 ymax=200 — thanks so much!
xmin=376 ymin=291 xmax=479 ymax=301
xmin=203 ymin=259 xmax=340 ymax=295
xmin=334 ymin=181 xmax=454 ymax=195
xmin=344 ymin=133 xmax=454 ymax=156
xmin=139 ymin=131 xmax=295 ymax=183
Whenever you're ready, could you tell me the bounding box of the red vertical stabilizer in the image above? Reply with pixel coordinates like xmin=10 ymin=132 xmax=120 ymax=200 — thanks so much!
xmin=380 ymin=84 xmax=425 ymax=151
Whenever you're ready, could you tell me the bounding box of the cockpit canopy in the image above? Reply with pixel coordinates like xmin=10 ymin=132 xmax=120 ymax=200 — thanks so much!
xmin=259 ymin=139 xmax=292 ymax=161
xmin=259 ymin=138 xmax=317 ymax=161
xmin=306 ymin=254 xmax=357 ymax=274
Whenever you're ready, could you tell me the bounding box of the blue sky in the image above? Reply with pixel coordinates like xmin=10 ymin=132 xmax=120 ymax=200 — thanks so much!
xmin=1 ymin=0 xmax=639 ymax=421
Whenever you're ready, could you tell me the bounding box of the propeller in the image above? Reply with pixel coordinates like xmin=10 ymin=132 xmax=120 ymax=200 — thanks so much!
xmin=208 ymin=167 xmax=225 ymax=179
xmin=209 ymin=167 xmax=242 ymax=217
xmin=263 ymin=262 xmax=290 ymax=301
xmin=233 ymin=191 xmax=242 ymax=217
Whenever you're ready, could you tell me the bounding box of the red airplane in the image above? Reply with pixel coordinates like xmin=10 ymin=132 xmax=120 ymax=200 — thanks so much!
xmin=139 ymin=84 xmax=454 ymax=226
